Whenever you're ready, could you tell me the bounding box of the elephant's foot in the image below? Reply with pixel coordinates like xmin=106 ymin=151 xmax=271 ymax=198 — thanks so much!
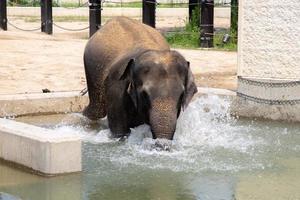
xmin=83 ymin=104 xmax=106 ymax=120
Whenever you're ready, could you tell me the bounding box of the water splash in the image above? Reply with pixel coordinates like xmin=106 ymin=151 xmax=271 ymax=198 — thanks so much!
xmin=52 ymin=95 xmax=299 ymax=173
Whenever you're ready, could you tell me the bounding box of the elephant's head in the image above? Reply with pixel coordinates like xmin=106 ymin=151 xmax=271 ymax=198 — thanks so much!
xmin=119 ymin=50 xmax=197 ymax=140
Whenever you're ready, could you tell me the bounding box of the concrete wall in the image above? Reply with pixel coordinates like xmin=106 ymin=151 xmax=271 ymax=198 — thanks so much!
xmin=238 ymin=0 xmax=300 ymax=79
xmin=235 ymin=0 xmax=300 ymax=121
xmin=0 ymin=91 xmax=88 ymax=118
xmin=0 ymin=118 xmax=82 ymax=175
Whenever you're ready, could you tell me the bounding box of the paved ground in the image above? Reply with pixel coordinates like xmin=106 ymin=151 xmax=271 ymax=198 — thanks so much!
xmin=0 ymin=30 xmax=237 ymax=95
xmin=0 ymin=5 xmax=238 ymax=96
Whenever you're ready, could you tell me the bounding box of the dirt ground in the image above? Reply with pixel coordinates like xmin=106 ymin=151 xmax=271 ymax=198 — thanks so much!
xmin=0 ymin=21 xmax=237 ymax=95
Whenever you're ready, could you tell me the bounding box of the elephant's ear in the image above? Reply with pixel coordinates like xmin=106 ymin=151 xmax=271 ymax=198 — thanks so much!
xmin=182 ymin=61 xmax=198 ymax=110
xmin=119 ymin=58 xmax=135 ymax=81
xmin=119 ymin=59 xmax=138 ymax=108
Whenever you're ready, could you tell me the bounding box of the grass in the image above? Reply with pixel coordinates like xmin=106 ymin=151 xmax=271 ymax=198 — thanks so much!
xmin=8 ymin=1 xmax=86 ymax=7
xmin=165 ymin=28 xmax=200 ymax=49
xmin=8 ymin=1 xmax=188 ymax=8
xmin=21 ymin=15 xmax=89 ymax=23
xmin=9 ymin=1 xmax=230 ymax=8
xmin=165 ymin=30 xmax=237 ymax=51
xmin=165 ymin=7 xmax=237 ymax=51
xmin=104 ymin=2 xmax=142 ymax=8
xmin=12 ymin=0 xmax=236 ymax=51
xmin=8 ymin=0 xmax=40 ymax=7
xmin=164 ymin=28 xmax=237 ymax=51
xmin=213 ymin=30 xmax=237 ymax=51
xmin=52 ymin=2 xmax=84 ymax=7
xmin=103 ymin=2 xmax=188 ymax=8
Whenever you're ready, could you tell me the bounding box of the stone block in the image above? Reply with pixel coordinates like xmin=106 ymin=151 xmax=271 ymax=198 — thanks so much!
xmin=0 ymin=118 xmax=82 ymax=175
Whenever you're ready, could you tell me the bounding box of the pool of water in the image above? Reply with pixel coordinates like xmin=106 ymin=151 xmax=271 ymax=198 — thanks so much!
xmin=1 ymin=95 xmax=300 ymax=200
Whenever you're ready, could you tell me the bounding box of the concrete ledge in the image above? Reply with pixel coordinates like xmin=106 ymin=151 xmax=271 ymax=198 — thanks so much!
xmin=0 ymin=118 xmax=82 ymax=175
xmin=196 ymin=87 xmax=300 ymax=122
xmin=231 ymin=97 xmax=300 ymax=122
xmin=197 ymin=87 xmax=236 ymax=97
xmin=237 ymin=77 xmax=300 ymax=101
xmin=0 ymin=87 xmax=299 ymax=177
xmin=233 ymin=76 xmax=300 ymax=122
xmin=1 ymin=88 xmax=299 ymax=122
xmin=0 ymin=91 xmax=88 ymax=118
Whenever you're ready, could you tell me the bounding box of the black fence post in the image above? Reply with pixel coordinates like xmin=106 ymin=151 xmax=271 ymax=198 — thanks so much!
xmin=89 ymin=0 xmax=101 ymax=37
xmin=189 ymin=0 xmax=198 ymax=22
xmin=142 ymin=0 xmax=156 ymax=28
xmin=230 ymin=0 xmax=238 ymax=36
xmin=41 ymin=0 xmax=53 ymax=34
xmin=0 ymin=0 xmax=7 ymax=30
xmin=200 ymin=0 xmax=214 ymax=48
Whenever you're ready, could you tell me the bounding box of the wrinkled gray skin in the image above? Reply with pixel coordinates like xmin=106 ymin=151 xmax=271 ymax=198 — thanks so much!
xmin=83 ymin=17 xmax=197 ymax=140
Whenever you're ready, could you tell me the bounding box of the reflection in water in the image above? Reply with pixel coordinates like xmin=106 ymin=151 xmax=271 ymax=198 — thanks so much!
xmin=0 ymin=192 xmax=22 ymax=200
xmin=188 ymin=175 xmax=236 ymax=200
xmin=85 ymin=171 xmax=198 ymax=200
xmin=236 ymin=158 xmax=300 ymax=200
xmin=1 ymin=95 xmax=300 ymax=200
xmin=0 ymin=162 xmax=83 ymax=200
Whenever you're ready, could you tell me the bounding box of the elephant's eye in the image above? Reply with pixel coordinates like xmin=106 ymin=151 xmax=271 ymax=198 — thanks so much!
xmin=142 ymin=67 xmax=150 ymax=74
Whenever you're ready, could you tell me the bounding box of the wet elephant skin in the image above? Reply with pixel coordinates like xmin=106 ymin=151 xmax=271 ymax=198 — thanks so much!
xmin=83 ymin=16 xmax=197 ymax=139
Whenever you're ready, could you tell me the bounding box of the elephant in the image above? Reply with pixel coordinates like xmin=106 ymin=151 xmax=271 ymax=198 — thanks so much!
xmin=83 ymin=16 xmax=197 ymax=140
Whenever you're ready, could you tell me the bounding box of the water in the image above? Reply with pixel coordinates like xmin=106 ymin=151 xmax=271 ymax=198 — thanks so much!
xmin=1 ymin=95 xmax=300 ymax=200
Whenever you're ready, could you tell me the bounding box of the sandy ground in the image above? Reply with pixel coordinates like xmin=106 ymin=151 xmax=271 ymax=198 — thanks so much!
xmin=0 ymin=19 xmax=237 ymax=95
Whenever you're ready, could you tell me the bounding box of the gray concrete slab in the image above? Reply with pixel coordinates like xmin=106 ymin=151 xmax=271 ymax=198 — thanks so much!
xmin=0 ymin=118 xmax=82 ymax=175
xmin=0 ymin=91 xmax=88 ymax=118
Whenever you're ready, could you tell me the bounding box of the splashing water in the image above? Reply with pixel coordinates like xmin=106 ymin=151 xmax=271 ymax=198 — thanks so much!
xmin=3 ymin=94 xmax=299 ymax=200
xmin=49 ymin=95 xmax=299 ymax=174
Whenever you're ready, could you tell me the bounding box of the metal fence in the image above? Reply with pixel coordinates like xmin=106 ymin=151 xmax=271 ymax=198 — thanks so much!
xmin=0 ymin=0 xmax=237 ymax=48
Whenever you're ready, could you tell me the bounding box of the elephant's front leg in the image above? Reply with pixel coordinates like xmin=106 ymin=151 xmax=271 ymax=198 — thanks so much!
xmin=107 ymin=106 xmax=130 ymax=138
xmin=106 ymin=82 xmax=133 ymax=138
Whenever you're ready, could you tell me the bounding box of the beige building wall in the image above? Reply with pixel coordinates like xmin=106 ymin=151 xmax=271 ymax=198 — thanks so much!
xmin=238 ymin=0 xmax=300 ymax=79
xmin=234 ymin=0 xmax=300 ymax=122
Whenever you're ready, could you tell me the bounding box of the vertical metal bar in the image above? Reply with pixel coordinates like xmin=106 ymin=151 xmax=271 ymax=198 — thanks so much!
xmin=200 ymin=0 xmax=214 ymax=48
xmin=0 ymin=0 xmax=7 ymax=30
xmin=41 ymin=0 xmax=53 ymax=34
xmin=230 ymin=0 xmax=238 ymax=36
xmin=89 ymin=0 xmax=101 ymax=37
xmin=142 ymin=0 xmax=156 ymax=28
xmin=41 ymin=0 xmax=45 ymax=33
xmin=189 ymin=0 xmax=198 ymax=22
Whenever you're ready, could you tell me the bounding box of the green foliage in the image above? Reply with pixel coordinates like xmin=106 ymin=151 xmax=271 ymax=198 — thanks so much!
xmin=187 ymin=6 xmax=200 ymax=32
xmin=165 ymin=31 xmax=200 ymax=49
xmin=214 ymin=31 xmax=237 ymax=51
xmin=8 ymin=0 xmax=39 ymax=6
xmin=230 ymin=0 xmax=238 ymax=36
xmin=22 ymin=15 xmax=89 ymax=23
xmin=52 ymin=2 xmax=81 ymax=7
xmin=165 ymin=6 xmax=200 ymax=48
xmin=165 ymin=5 xmax=237 ymax=51
xmin=103 ymin=2 xmax=188 ymax=8
xmin=158 ymin=3 xmax=188 ymax=8
xmin=103 ymin=2 xmax=142 ymax=8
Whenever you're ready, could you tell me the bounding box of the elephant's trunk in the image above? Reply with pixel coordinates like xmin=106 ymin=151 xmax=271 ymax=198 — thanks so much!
xmin=149 ymin=98 xmax=178 ymax=140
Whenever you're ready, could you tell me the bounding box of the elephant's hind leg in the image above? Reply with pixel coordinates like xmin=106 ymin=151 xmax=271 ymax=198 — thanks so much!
xmin=83 ymin=83 xmax=107 ymax=120
xmin=83 ymin=61 xmax=107 ymax=120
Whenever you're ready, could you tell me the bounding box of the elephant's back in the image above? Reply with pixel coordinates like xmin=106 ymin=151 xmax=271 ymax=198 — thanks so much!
xmin=84 ymin=17 xmax=170 ymax=68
